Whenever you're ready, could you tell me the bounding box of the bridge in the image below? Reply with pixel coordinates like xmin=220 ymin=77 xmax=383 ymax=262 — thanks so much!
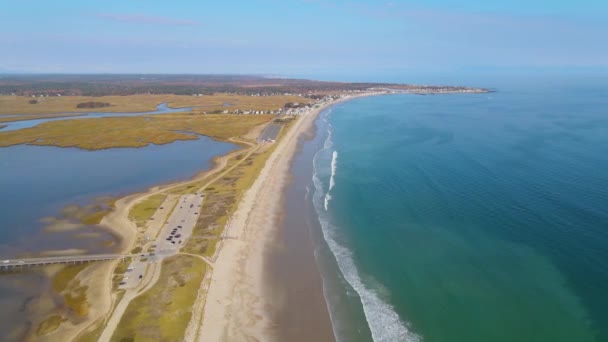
xmin=0 ymin=253 xmax=138 ymax=271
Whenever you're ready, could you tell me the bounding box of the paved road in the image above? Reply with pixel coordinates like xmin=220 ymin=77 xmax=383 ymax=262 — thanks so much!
xmin=0 ymin=254 xmax=131 ymax=268
xmin=258 ymin=122 xmax=281 ymax=142
xmin=119 ymin=193 xmax=204 ymax=289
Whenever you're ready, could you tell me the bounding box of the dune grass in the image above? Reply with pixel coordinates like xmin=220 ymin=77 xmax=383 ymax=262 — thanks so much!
xmin=0 ymin=113 xmax=273 ymax=150
xmin=183 ymin=119 xmax=295 ymax=257
xmin=129 ymin=194 xmax=167 ymax=227
xmin=111 ymin=255 xmax=206 ymax=342
xmin=0 ymin=94 xmax=310 ymax=115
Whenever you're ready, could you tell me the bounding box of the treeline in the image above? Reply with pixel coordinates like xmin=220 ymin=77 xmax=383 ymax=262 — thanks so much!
xmin=283 ymin=102 xmax=309 ymax=109
xmin=0 ymin=74 xmax=487 ymax=97
xmin=0 ymin=75 xmax=395 ymax=96
xmin=76 ymin=102 xmax=112 ymax=109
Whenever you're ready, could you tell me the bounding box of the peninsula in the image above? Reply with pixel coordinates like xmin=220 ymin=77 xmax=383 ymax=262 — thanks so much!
xmin=0 ymin=75 xmax=488 ymax=341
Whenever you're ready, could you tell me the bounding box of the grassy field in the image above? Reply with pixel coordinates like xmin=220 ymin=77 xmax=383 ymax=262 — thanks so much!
xmin=128 ymin=194 xmax=167 ymax=227
xmin=0 ymin=94 xmax=311 ymax=115
xmin=0 ymin=113 xmax=273 ymax=150
xmin=111 ymin=255 xmax=205 ymax=342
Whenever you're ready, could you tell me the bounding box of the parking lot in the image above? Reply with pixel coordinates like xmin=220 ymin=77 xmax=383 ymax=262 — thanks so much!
xmin=119 ymin=193 xmax=205 ymax=289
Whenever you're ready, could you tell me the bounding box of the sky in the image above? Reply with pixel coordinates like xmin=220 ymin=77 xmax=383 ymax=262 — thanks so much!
xmin=1 ymin=0 xmax=607 ymax=78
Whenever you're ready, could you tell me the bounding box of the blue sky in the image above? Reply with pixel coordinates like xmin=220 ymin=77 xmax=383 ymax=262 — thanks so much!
xmin=1 ymin=0 xmax=607 ymax=77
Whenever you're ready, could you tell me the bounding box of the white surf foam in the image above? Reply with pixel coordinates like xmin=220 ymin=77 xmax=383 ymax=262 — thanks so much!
xmin=324 ymin=150 xmax=338 ymax=211
xmin=312 ymin=122 xmax=421 ymax=342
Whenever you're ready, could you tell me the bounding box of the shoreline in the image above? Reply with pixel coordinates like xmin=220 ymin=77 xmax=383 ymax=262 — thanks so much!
xmin=198 ymin=94 xmax=375 ymax=341
xmin=38 ymin=138 xmax=250 ymax=341
xmin=18 ymin=94 xmax=371 ymax=340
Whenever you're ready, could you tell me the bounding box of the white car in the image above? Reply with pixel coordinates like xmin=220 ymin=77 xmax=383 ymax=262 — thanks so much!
xmin=2 ymin=260 xmax=10 ymax=264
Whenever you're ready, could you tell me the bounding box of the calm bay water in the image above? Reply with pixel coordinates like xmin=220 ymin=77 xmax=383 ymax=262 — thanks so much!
xmin=310 ymin=78 xmax=608 ymax=341
xmin=0 ymin=137 xmax=236 ymax=255
xmin=0 ymin=133 xmax=236 ymax=339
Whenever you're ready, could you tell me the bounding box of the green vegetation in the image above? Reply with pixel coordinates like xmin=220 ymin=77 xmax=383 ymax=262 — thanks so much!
xmin=184 ymin=120 xmax=293 ymax=257
xmin=112 ymin=259 xmax=133 ymax=290
xmin=111 ymin=255 xmax=206 ymax=342
xmin=52 ymin=264 xmax=90 ymax=317
xmin=55 ymin=197 xmax=115 ymax=225
xmin=36 ymin=314 xmax=67 ymax=336
xmin=129 ymin=194 xmax=167 ymax=227
xmin=76 ymin=289 xmax=126 ymax=342
xmin=0 ymin=94 xmax=310 ymax=115
xmin=0 ymin=113 xmax=273 ymax=150
xmin=76 ymin=101 xmax=111 ymax=109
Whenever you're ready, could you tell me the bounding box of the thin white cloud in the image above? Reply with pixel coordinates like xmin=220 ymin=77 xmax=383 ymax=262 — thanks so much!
xmin=95 ymin=13 xmax=200 ymax=26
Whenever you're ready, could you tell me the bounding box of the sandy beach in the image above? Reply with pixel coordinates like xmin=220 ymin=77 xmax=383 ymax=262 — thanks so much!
xmin=198 ymin=95 xmax=370 ymax=341
xmin=50 ymin=139 xmax=253 ymax=341
xmin=49 ymin=95 xmax=370 ymax=341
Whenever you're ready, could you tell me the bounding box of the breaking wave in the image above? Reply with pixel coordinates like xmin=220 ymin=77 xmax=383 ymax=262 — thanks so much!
xmin=312 ymin=115 xmax=421 ymax=342
xmin=324 ymin=151 xmax=338 ymax=211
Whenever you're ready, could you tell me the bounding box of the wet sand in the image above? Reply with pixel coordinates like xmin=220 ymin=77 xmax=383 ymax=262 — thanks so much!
xmin=265 ymin=120 xmax=335 ymax=341
xmin=198 ymin=94 xmax=376 ymax=341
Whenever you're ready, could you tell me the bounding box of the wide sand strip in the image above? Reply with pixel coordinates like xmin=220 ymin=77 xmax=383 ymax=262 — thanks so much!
xmin=198 ymin=95 xmax=368 ymax=341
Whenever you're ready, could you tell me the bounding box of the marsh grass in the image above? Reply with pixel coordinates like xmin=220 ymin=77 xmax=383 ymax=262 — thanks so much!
xmin=52 ymin=264 xmax=90 ymax=317
xmin=36 ymin=314 xmax=67 ymax=336
xmin=0 ymin=94 xmax=311 ymax=115
xmin=129 ymin=194 xmax=167 ymax=227
xmin=183 ymin=119 xmax=294 ymax=257
xmin=111 ymin=255 xmax=205 ymax=342
xmin=0 ymin=114 xmax=273 ymax=150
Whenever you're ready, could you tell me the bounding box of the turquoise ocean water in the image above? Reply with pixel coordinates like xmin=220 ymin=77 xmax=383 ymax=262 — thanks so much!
xmin=310 ymin=77 xmax=608 ymax=341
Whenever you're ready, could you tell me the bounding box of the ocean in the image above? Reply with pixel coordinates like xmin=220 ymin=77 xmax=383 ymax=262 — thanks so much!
xmin=307 ymin=77 xmax=608 ymax=341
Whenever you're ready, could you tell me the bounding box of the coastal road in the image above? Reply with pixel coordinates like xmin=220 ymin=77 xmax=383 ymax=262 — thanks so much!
xmin=257 ymin=122 xmax=281 ymax=142
xmin=0 ymin=254 xmax=132 ymax=269
xmin=119 ymin=193 xmax=205 ymax=289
